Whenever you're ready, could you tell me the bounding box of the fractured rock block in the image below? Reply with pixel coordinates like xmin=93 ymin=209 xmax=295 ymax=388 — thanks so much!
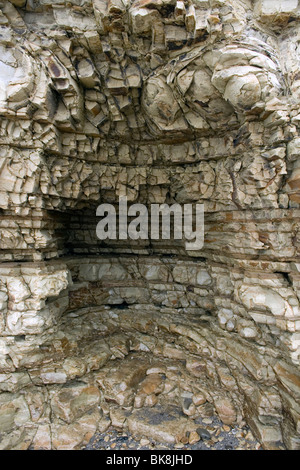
xmin=51 ymin=411 xmax=101 ymax=450
xmin=127 ymin=405 xmax=198 ymax=444
xmin=258 ymin=0 xmax=298 ymax=15
xmin=174 ymin=1 xmax=186 ymax=23
xmin=185 ymin=5 xmax=196 ymax=32
xmin=9 ymin=0 xmax=27 ymax=5
xmin=51 ymin=383 xmax=101 ymax=423
xmin=256 ymin=0 xmax=299 ymax=24
xmin=130 ymin=8 xmax=161 ymax=35
xmin=53 ymin=7 xmax=97 ymax=31
xmin=213 ymin=396 xmax=237 ymax=425
xmin=76 ymin=59 xmax=99 ymax=88
xmin=165 ymin=25 xmax=188 ymax=50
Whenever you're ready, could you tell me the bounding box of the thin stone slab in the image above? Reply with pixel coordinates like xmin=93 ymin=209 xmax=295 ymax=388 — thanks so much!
xmin=127 ymin=405 xmax=198 ymax=444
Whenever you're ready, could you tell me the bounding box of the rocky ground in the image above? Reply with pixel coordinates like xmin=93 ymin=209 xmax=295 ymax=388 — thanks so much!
xmin=84 ymin=415 xmax=263 ymax=451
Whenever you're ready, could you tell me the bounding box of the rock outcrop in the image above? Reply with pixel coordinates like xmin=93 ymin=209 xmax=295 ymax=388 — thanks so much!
xmin=0 ymin=0 xmax=300 ymax=450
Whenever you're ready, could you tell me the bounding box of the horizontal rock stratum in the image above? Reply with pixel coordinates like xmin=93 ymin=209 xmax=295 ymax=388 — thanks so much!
xmin=0 ymin=0 xmax=300 ymax=450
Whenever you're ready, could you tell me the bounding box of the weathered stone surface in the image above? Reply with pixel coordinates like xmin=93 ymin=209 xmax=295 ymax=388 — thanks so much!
xmin=95 ymin=355 xmax=150 ymax=406
xmin=0 ymin=0 xmax=300 ymax=451
xmin=50 ymin=383 xmax=101 ymax=423
xmin=127 ymin=405 xmax=198 ymax=444
xmin=213 ymin=396 xmax=237 ymax=426
xmin=51 ymin=411 xmax=101 ymax=450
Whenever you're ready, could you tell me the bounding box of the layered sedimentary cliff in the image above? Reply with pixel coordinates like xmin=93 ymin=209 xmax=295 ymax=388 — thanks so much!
xmin=0 ymin=0 xmax=300 ymax=450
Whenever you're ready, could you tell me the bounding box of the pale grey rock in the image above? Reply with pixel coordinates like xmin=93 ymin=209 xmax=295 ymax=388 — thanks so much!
xmin=0 ymin=0 xmax=299 ymax=452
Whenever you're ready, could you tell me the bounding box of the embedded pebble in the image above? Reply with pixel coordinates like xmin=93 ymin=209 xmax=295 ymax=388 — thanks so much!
xmin=196 ymin=427 xmax=211 ymax=440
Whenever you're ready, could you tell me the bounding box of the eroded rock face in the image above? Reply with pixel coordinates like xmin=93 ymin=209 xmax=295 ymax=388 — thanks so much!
xmin=0 ymin=0 xmax=300 ymax=450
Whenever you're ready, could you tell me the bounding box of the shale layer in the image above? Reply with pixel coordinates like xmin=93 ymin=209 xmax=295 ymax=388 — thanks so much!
xmin=0 ymin=0 xmax=300 ymax=450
